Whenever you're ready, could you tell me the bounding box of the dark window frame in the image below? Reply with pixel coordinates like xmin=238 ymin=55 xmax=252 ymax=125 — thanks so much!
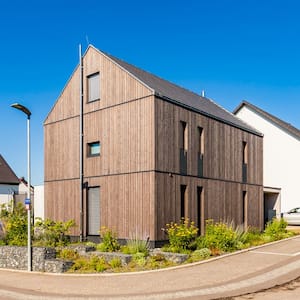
xmin=87 ymin=141 xmax=100 ymax=157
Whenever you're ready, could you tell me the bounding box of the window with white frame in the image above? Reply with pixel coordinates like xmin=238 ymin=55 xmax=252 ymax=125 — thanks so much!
xmin=87 ymin=72 xmax=100 ymax=102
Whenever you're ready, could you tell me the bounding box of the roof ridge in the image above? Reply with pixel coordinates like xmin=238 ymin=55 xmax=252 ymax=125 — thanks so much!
xmin=234 ymin=101 xmax=300 ymax=139
xmin=101 ymin=50 xmax=209 ymax=102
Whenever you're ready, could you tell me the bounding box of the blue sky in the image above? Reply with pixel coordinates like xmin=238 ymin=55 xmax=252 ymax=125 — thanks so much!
xmin=1 ymin=0 xmax=300 ymax=185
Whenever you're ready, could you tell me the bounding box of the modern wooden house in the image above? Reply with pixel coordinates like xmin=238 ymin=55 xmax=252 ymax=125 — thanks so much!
xmin=234 ymin=101 xmax=300 ymax=221
xmin=44 ymin=45 xmax=264 ymax=245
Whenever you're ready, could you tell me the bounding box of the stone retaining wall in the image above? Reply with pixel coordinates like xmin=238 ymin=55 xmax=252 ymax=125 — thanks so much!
xmin=0 ymin=246 xmax=72 ymax=273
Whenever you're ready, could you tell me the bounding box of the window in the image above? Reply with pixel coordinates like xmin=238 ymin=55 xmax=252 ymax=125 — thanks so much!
xmin=87 ymin=72 xmax=100 ymax=102
xmin=242 ymin=141 xmax=247 ymax=183
xmin=180 ymin=185 xmax=187 ymax=219
xmin=198 ymin=127 xmax=204 ymax=177
xmin=243 ymin=141 xmax=248 ymax=164
xmin=197 ymin=186 xmax=203 ymax=235
xmin=87 ymin=187 xmax=100 ymax=235
xmin=87 ymin=142 xmax=100 ymax=157
xmin=242 ymin=191 xmax=248 ymax=229
xmin=180 ymin=121 xmax=188 ymax=174
xmin=180 ymin=121 xmax=188 ymax=151
xmin=198 ymin=127 xmax=204 ymax=155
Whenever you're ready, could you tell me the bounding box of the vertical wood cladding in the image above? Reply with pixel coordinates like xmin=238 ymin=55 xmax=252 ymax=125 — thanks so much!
xmin=154 ymin=99 xmax=263 ymax=185
xmin=45 ymin=46 xmax=263 ymax=243
xmin=84 ymin=96 xmax=155 ymax=176
xmin=155 ymin=174 xmax=263 ymax=241
xmin=45 ymin=47 xmax=156 ymax=239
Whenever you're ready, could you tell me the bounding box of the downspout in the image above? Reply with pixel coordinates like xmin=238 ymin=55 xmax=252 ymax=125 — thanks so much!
xmin=79 ymin=44 xmax=84 ymax=242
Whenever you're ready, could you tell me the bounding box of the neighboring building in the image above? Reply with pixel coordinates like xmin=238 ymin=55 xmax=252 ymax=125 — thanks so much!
xmin=0 ymin=155 xmax=19 ymax=205
xmin=18 ymin=177 xmax=34 ymax=204
xmin=44 ymin=45 xmax=264 ymax=245
xmin=19 ymin=177 xmax=44 ymax=220
xmin=234 ymin=101 xmax=300 ymax=221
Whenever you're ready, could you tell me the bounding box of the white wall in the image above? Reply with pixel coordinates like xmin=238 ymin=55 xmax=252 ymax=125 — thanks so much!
xmin=34 ymin=185 xmax=44 ymax=220
xmin=0 ymin=184 xmax=19 ymax=206
xmin=236 ymin=107 xmax=300 ymax=212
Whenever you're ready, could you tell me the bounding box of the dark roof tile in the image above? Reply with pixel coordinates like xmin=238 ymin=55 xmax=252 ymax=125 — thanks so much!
xmin=0 ymin=155 xmax=19 ymax=185
xmin=98 ymin=48 xmax=262 ymax=137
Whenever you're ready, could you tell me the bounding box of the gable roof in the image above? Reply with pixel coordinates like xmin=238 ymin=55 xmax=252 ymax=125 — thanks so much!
xmin=90 ymin=46 xmax=262 ymax=137
xmin=0 ymin=155 xmax=19 ymax=185
xmin=233 ymin=101 xmax=300 ymax=140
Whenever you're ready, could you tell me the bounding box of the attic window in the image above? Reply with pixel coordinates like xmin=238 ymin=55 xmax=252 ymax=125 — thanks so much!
xmin=87 ymin=72 xmax=100 ymax=102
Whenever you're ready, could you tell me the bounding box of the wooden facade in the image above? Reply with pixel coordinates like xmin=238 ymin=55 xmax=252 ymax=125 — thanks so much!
xmin=44 ymin=46 xmax=263 ymax=244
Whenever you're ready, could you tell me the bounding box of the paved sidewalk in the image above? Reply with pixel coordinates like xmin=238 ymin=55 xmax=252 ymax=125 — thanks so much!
xmin=0 ymin=236 xmax=300 ymax=300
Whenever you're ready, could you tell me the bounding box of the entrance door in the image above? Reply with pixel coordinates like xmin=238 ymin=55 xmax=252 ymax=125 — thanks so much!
xmin=87 ymin=187 xmax=100 ymax=235
xmin=263 ymin=188 xmax=281 ymax=225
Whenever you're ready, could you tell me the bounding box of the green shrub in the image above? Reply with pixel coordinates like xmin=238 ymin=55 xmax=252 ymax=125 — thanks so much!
xmin=98 ymin=226 xmax=120 ymax=252
xmin=263 ymin=218 xmax=294 ymax=241
xmin=237 ymin=227 xmax=264 ymax=247
xmin=0 ymin=202 xmax=28 ymax=246
xmin=188 ymin=248 xmax=211 ymax=262
xmin=34 ymin=218 xmax=75 ymax=247
xmin=121 ymin=236 xmax=150 ymax=256
xmin=85 ymin=241 xmax=96 ymax=248
xmin=109 ymin=257 xmax=122 ymax=269
xmin=57 ymin=248 xmax=79 ymax=260
xmin=147 ymin=254 xmax=170 ymax=269
xmin=132 ymin=252 xmax=147 ymax=267
xmin=70 ymin=255 xmax=108 ymax=273
xmin=197 ymin=220 xmax=239 ymax=253
xmin=163 ymin=218 xmax=198 ymax=253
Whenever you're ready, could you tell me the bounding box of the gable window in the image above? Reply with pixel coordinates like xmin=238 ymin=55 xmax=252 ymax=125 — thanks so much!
xmin=87 ymin=141 xmax=100 ymax=157
xmin=87 ymin=72 xmax=100 ymax=102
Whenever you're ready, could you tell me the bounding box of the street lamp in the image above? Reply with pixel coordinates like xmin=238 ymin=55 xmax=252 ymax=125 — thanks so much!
xmin=11 ymin=103 xmax=32 ymax=272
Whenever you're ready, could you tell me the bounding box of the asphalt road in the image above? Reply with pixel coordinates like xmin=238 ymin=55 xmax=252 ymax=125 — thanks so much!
xmin=232 ymin=276 xmax=300 ymax=300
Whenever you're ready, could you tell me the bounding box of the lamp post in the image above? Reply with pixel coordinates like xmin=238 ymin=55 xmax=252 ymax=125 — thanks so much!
xmin=11 ymin=103 xmax=32 ymax=272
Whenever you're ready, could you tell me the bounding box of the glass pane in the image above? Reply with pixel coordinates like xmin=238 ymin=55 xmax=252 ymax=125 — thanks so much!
xmin=88 ymin=73 xmax=100 ymax=102
xmin=90 ymin=142 xmax=100 ymax=155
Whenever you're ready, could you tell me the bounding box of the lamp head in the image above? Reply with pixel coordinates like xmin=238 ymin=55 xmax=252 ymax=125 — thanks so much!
xmin=11 ymin=103 xmax=31 ymax=117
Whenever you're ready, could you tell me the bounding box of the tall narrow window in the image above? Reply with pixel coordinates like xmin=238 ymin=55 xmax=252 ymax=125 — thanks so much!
xmin=87 ymin=72 xmax=100 ymax=102
xmin=181 ymin=121 xmax=188 ymax=151
xmin=180 ymin=185 xmax=187 ymax=219
xmin=180 ymin=121 xmax=187 ymax=174
xmin=242 ymin=141 xmax=248 ymax=183
xmin=242 ymin=191 xmax=248 ymax=229
xmin=198 ymin=127 xmax=204 ymax=177
xmin=87 ymin=187 xmax=100 ymax=235
xmin=197 ymin=186 xmax=203 ymax=235
xmin=87 ymin=141 xmax=100 ymax=157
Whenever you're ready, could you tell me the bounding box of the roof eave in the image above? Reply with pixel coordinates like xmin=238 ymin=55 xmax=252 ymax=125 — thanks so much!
xmin=155 ymin=94 xmax=263 ymax=137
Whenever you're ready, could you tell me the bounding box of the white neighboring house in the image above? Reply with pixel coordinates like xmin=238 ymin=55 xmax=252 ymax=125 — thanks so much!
xmin=234 ymin=101 xmax=300 ymax=222
xmin=33 ymin=185 xmax=44 ymax=220
xmin=0 ymin=155 xmax=19 ymax=206
xmin=19 ymin=178 xmax=44 ymax=220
